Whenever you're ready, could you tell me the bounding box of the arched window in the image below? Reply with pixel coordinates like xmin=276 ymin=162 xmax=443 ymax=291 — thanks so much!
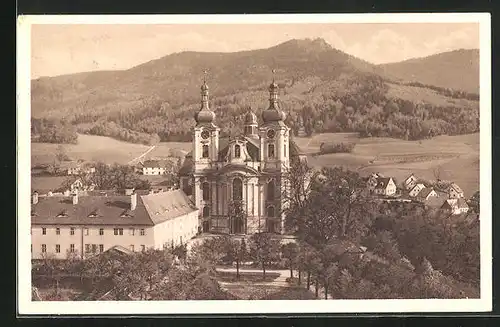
xmin=267 ymin=205 xmax=275 ymax=217
xmin=202 ymin=145 xmax=209 ymax=158
xmin=202 ymin=206 xmax=210 ymax=218
xmin=267 ymin=180 xmax=275 ymax=201
xmin=268 ymin=144 xmax=275 ymax=158
xmin=202 ymin=182 xmax=210 ymax=201
xmin=234 ymin=144 xmax=241 ymax=158
xmin=233 ymin=178 xmax=243 ymax=201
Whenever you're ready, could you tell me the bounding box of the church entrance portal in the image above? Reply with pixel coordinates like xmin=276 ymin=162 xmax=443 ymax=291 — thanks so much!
xmin=232 ymin=218 xmax=244 ymax=234
xmin=202 ymin=221 xmax=210 ymax=233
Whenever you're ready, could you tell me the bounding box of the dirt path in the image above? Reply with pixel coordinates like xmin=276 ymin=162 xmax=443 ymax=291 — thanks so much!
xmin=216 ymin=267 xmax=333 ymax=299
xmin=127 ymin=145 xmax=156 ymax=165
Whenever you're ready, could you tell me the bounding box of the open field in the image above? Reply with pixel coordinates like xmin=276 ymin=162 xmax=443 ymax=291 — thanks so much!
xmin=31 ymin=133 xmax=192 ymax=166
xmin=303 ymin=132 xmax=479 ymax=198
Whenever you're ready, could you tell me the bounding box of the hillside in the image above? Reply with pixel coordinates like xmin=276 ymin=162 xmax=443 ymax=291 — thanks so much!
xmin=376 ymin=49 xmax=479 ymax=94
xmin=31 ymin=38 xmax=480 ymax=145
xmin=31 ymin=38 xmax=377 ymax=119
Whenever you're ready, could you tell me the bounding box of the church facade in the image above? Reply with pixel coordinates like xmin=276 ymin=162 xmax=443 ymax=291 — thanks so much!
xmin=179 ymin=77 xmax=305 ymax=235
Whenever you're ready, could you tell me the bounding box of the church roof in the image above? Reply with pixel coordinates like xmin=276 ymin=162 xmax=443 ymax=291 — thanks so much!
xmin=179 ymin=138 xmax=304 ymax=176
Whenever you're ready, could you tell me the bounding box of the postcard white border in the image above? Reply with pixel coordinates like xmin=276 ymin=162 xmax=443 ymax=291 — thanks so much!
xmin=17 ymin=13 xmax=492 ymax=315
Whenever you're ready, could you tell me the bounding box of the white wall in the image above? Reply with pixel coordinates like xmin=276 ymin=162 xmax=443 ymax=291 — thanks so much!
xmin=153 ymin=210 xmax=199 ymax=249
xmin=31 ymin=225 xmax=155 ymax=259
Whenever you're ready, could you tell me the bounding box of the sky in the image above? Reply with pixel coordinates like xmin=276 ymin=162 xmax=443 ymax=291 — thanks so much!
xmin=31 ymin=23 xmax=479 ymax=79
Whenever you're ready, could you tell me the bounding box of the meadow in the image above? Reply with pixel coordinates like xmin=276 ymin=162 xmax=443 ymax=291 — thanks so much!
xmin=31 ymin=132 xmax=480 ymax=197
xmin=298 ymin=132 xmax=479 ymax=198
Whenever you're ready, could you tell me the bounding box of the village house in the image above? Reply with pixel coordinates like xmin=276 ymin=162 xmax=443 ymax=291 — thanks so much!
xmin=373 ymin=177 xmax=397 ymax=196
xmin=60 ymin=161 xmax=96 ymax=175
xmin=447 ymin=183 xmax=465 ymax=199
xmin=30 ymin=189 xmax=199 ymax=260
xmin=141 ymin=160 xmax=173 ymax=176
xmin=408 ymin=183 xmax=426 ymax=197
xmin=441 ymin=198 xmax=469 ymax=215
xmin=366 ymin=173 xmax=384 ymax=191
xmin=415 ymin=187 xmax=438 ymax=201
xmin=403 ymin=173 xmax=418 ymax=190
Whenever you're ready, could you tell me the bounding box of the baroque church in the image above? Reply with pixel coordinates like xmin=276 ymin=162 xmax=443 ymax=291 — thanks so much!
xmin=179 ymin=75 xmax=305 ymax=235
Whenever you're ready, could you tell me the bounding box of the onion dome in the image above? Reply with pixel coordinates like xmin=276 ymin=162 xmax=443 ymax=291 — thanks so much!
xmin=194 ymin=109 xmax=215 ymax=124
xmin=201 ymin=81 xmax=209 ymax=91
xmin=244 ymin=110 xmax=258 ymax=125
xmin=262 ymin=80 xmax=285 ymax=123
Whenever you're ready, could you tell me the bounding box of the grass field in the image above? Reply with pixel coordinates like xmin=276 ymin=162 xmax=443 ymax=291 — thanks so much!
xmin=300 ymin=132 xmax=479 ymax=198
xmin=31 ymin=133 xmax=192 ymax=166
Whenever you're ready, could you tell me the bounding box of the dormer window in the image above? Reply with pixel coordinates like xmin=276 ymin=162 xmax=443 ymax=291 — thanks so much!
xmin=234 ymin=144 xmax=241 ymax=158
xmin=121 ymin=209 xmax=133 ymax=218
xmin=88 ymin=210 xmax=100 ymax=218
xmin=57 ymin=210 xmax=68 ymax=218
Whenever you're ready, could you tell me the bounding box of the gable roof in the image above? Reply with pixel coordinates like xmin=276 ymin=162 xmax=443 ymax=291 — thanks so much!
xmin=375 ymin=177 xmax=393 ymax=189
xmin=417 ymin=187 xmax=435 ymax=199
xmin=142 ymin=160 xmax=170 ymax=168
xmin=140 ymin=189 xmax=198 ymax=225
xmin=448 ymin=183 xmax=464 ymax=194
xmin=31 ymin=189 xmax=197 ymax=227
xmin=442 ymin=198 xmax=469 ymax=210
xmin=31 ymin=194 xmax=154 ymax=226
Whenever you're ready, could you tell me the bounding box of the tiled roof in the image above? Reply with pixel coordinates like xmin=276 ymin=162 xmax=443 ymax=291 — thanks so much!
xmin=417 ymin=187 xmax=434 ymax=199
xmin=31 ymin=189 xmax=197 ymax=227
xmin=31 ymin=194 xmax=154 ymax=226
xmin=139 ymin=189 xmax=198 ymax=225
xmin=142 ymin=160 xmax=170 ymax=168
xmin=442 ymin=198 xmax=469 ymax=210
xmin=375 ymin=177 xmax=392 ymax=189
xmin=449 ymin=183 xmax=464 ymax=194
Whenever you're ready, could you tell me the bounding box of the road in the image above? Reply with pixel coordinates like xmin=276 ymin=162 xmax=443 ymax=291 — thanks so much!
xmin=127 ymin=145 xmax=156 ymax=165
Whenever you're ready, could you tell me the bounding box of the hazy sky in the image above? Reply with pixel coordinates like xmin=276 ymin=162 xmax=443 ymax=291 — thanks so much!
xmin=31 ymin=23 xmax=479 ymax=79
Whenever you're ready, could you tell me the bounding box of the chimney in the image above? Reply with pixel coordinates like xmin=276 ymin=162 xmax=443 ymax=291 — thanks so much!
xmin=131 ymin=192 xmax=137 ymax=210
xmin=72 ymin=193 xmax=78 ymax=205
xmin=32 ymin=192 xmax=39 ymax=205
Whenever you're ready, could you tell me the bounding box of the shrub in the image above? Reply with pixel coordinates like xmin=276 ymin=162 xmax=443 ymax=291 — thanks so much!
xmin=319 ymin=142 xmax=355 ymax=154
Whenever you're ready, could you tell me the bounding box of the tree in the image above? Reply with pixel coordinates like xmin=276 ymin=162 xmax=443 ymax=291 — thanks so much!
xmin=296 ymin=242 xmax=321 ymax=290
xmin=295 ymin=167 xmax=376 ymax=248
xmin=249 ymin=232 xmax=281 ymax=279
xmin=56 ymin=144 xmax=70 ymax=162
xmin=281 ymin=242 xmax=299 ymax=278
xmin=220 ymin=236 xmax=248 ymax=280
xmin=282 ymin=158 xmax=319 ymax=234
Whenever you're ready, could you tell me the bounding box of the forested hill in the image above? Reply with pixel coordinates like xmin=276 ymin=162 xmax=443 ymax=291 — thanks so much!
xmin=31 ymin=38 xmax=480 ymax=145
xmin=376 ymin=49 xmax=479 ymax=94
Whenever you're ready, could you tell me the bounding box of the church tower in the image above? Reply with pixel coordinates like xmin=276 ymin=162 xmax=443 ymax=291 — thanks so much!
xmin=193 ymin=72 xmax=219 ymax=211
xmin=244 ymin=108 xmax=259 ymax=139
xmin=259 ymin=70 xmax=290 ymax=235
xmin=260 ymin=73 xmax=290 ymax=171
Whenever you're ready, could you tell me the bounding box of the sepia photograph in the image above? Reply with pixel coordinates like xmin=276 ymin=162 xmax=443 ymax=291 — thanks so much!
xmin=17 ymin=13 xmax=491 ymax=315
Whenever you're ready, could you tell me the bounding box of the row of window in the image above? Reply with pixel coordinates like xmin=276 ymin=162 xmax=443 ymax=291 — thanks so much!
xmin=39 ymin=227 xmax=146 ymax=236
xmin=35 ymin=243 xmax=147 ymax=254
xmin=201 ymin=205 xmax=276 ymax=218
xmin=201 ymin=180 xmax=276 ymax=201
xmin=201 ymin=144 xmax=283 ymax=159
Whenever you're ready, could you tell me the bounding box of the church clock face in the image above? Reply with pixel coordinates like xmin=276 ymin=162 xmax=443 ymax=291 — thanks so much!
xmin=201 ymin=130 xmax=210 ymax=140
xmin=267 ymin=129 xmax=276 ymax=139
